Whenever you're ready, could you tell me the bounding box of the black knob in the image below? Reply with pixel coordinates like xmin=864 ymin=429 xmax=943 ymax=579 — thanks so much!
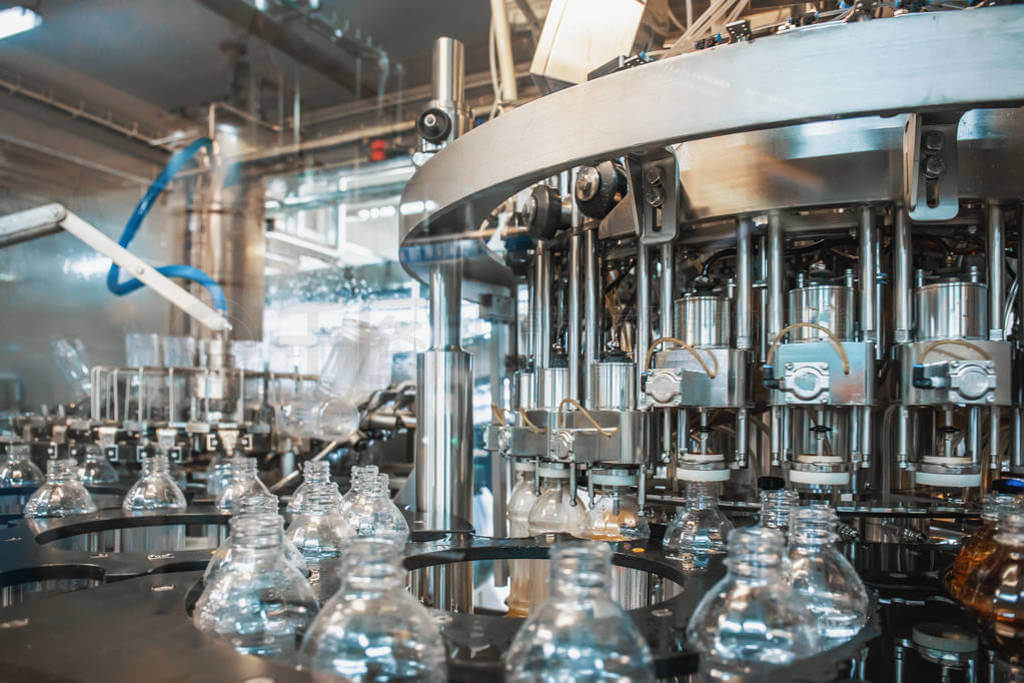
xmin=575 ymin=160 xmax=626 ymax=220
xmin=523 ymin=185 xmax=568 ymax=241
xmin=417 ymin=108 xmax=452 ymax=144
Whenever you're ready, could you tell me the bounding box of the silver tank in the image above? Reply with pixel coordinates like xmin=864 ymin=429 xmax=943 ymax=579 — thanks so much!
xmin=786 ymin=284 xmax=855 ymax=341
xmin=914 ymin=281 xmax=988 ymax=341
xmin=590 ymin=361 xmax=635 ymax=411
xmin=674 ymin=295 xmax=730 ymax=347
xmin=535 ymin=366 xmax=569 ymax=410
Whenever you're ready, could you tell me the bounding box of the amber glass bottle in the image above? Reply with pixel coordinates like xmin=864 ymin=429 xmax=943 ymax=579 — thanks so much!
xmin=945 ymin=478 xmax=1023 ymax=600
xmin=960 ymin=511 xmax=1024 ymax=659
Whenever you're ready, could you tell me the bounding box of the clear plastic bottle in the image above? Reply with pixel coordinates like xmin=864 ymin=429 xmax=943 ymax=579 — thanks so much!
xmin=205 ymin=451 xmax=233 ymax=499
xmin=527 ymin=464 xmax=587 ymax=607
xmin=286 ymin=459 xmax=343 ymax=522
xmin=345 ymin=473 xmax=409 ymax=543
xmin=507 ymin=459 xmax=540 ymax=618
xmin=663 ymin=481 xmax=734 ymax=555
xmin=338 ymin=464 xmax=379 ymax=516
xmin=504 ymin=540 xmax=655 ymax=682
xmin=300 ymin=537 xmax=447 ymax=681
xmin=960 ymin=511 xmax=1024 ymax=656
xmin=122 ymin=454 xmax=187 ymax=512
xmin=0 ymin=444 xmax=44 ymax=487
xmin=193 ymin=513 xmax=318 ymax=660
xmin=687 ymin=526 xmax=821 ymax=678
xmin=758 ymin=476 xmax=799 ymax=534
xmin=585 ymin=469 xmax=650 ymax=542
xmin=204 ymin=493 xmax=309 ymax=584
xmin=23 ymin=457 xmax=98 ymax=518
xmin=946 ymin=478 xmax=1024 ymax=600
xmin=215 ymin=456 xmax=270 ymax=514
xmin=286 ymin=483 xmax=350 ymax=599
xmin=78 ymin=444 xmax=119 ymax=485
xmin=787 ymin=505 xmax=870 ymax=644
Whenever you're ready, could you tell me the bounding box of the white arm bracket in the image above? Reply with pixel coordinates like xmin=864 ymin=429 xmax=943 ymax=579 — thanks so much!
xmin=0 ymin=203 xmax=231 ymax=333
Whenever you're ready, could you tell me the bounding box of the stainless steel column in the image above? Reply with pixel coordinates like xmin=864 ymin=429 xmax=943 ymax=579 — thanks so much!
xmin=533 ymin=242 xmax=551 ymax=370
xmin=894 ymin=208 xmax=912 ymax=343
xmin=429 ymin=263 xmax=460 ymax=349
xmin=660 ymin=242 xmax=674 ymax=457
xmin=568 ymin=224 xmax=582 ymax=399
xmin=636 ymin=243 xmax=651 ymax=407
xmin=736 ymin=219 xmax=753 ymax=352
xmin=859 ymin=206 xmax=877 ymax=346
xmin=584 ymin=225 xmax=599 ymax=407
xmin=767 ymin=213 xmax=783 ymax=465
xmin=988 ymin=201 xmax=1005 ymax=341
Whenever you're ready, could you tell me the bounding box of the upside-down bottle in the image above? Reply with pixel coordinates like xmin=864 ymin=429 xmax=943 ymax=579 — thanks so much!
xmin=504 ymin=540 xmax=655 ymax=682
xmin=758 ymin=476 xmax=799 ymax=535
xmin=345 ymin=473 xmax=409 ymax=543
xmin=960 ymin=511 xmax=1024 ymax=657
xmin=300 ymin=537 xmax=447 ymax=681
xmin=945 ymin=478 xmax=1024 ymax=600
xmin=78 ymin=444 xmax=118 ymax=485
xmin=287 ymin=459 xmax=343 ymax=522
xmin=787 ymin=505 xmax=870 ymax=644
xmin=216 ymin=456 xmax=270 ymax=514
xmin=204 ymin=493 xmax=308 ymax=584
xmin=286 ymin=483 xmax=350 ymax=600
xmin=507 ymin=459 xmax=540 ymax=618
xmin=687 ymin=526 xmax=820 ymax=678
xmin=663 ymin=481 xmax=733 ymax=555
xmin=585 ymin=469 xmax=650 ymax=542
xmin=194 ymin=513 xmax=318 ymax=660
xmin=23 ymin=457 xmax=98 ymax=518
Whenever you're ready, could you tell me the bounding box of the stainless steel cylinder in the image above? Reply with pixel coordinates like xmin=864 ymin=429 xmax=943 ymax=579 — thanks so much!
xmin=429 ymin=262 xmax=461 ymax=350
xmin=786 ymin=285 xmax=856 ymax=341
xmin=431 ymin=37 xmax=465 ymax=107
xmin=536 ymin=366 xmax=569 ymax=410
xmin=590 ymin=362 xmax=635 ymax=411
xmin=674 ymin=295 xmax=730 ymax=347
xmin=913 ymin=281 xmax=988 ymax=341
xmin=518 ymin=371 xmax=536 ymax=410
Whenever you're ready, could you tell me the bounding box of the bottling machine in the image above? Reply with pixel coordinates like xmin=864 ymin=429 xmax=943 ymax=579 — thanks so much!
xmin=1 ymin=3 xmax=1024 ymax=681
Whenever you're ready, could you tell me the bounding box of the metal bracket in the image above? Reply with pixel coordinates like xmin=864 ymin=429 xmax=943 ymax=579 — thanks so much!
xmin=903 ymin=112 xmax=963 ymax=221
xmin=627 ymin=155 xmax=679 ymax=245
xmin=0 ymin=203 xmax=230 ymax=332
xmin=478 ymin=293 xmax=515 ymax=324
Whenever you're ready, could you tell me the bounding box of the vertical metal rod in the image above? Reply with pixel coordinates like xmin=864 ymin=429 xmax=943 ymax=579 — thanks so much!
xmin=490 ymin=321 xmax=509 ymax=542
xmin=583 ymin=226 xmax=599 ymax=407
xmin=767 ymin=213 xmax=784 ymax=340
xmin=735 ymin=407 xmax=748 ymax=468
xmin=1012 ymin=407 xmax=1023 ymax=472
xmin=292 ymin=71 xmax=301 ymax=147
xmin=568 ymin=183 xmax=582 ymax=400
xmin=987 ymin=201 xmax=1005 ymax=341
xmin=860 ymin=408 xmax=872 ymax=470
xmin=897 ymin=405 xmax=911 ymax=468
xmin=989 ymin=408 xmax=1001 ymax=471
xmin=968 ymin=406 xmax=982 ymax=466
xmin=758 ymin=233 xmax=769 ymax=362
xmin=489 ymin=0 xmax=518 ymax=103
xmin=533 ymin=243 xmax=551 ymax=369
xmin=770 ymin=406 xmax=782 ymax=466
xmin=429 ymin=263 xmax=461 ymax=350
xmin=636 ymin=243 xmax=651 ymax=407
xmin=660 ymin=242 xmax=674 ymax=458
xmin=859 ymin=206 xmax=877 ymax=345
xmin=874 ymin=237 xmax=885 ymax=361
xmin=781 ymin=406 xmax=792 ymax=463
xmin=736 ymin=219 xmax=753 ymax=351
xmin=894 ymin=208 xmax=912 ymax=343
xmin=431 ymin=37 xmax=465 ymax=105
xmin=677 ymin=408 xmax=690 ymax=454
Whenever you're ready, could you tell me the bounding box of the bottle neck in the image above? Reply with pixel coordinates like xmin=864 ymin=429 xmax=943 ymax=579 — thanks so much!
xmin=299 ymin=484 xmax=339 ymax=515
xmin=789 ymin=506 xmax=838 ymax=546
xmin=303 ymin=460 xmax=330 ymax=485
xmin=45 ymin=458 xmax=78 ymax=483
xmin=230 ymin=457 xmax=258 ymax=481
xmin=724 ymin=527 xmax=787 ymax=581
xmin=231 ymin=514 xmax=284 ymax=554
xmin=340 ymin=539 xmax=404 ymax=592
xmin=143 ymin=454 xmax=171 ymax=476
xmin=686 ymin=481 xmax=720 ymax=509
xmin=549 ymin=542 xmax=612 ymax=598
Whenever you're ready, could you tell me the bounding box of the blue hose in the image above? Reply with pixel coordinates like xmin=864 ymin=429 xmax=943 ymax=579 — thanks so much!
xmin=106 ymin=137 xmax=228 ymax=312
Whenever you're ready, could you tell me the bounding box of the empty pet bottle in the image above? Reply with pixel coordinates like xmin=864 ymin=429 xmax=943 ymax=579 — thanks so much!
xmin=300 ymin=537 xmax=447 ymax=681
xmin=338 ymin=464 xmax=379 ymax=516
xmin=687 ymin=526 xmax=820 ymax=678
xmin=0 ymin=444 xmax=44 ymax=487
xmin=78 ymin=444 xmax=118 ymax=485
xmin=194 ymin=514 xmax=318 ymax=660
xmin=663 ymin=481 xmax=734 ymax=555
xmin=216 ymin=456 xmax=270 ymax=514
xmin=758 ymin=476 xmax=799 ymax=534
xmin=787 ymin=505 xmax=870 ymax=644
xmin=23 ymin=457 xmax=98 ymax=518
xmin=122 ymin=454 xmax=186 ymax=512
xmin=286 ymin=483 xmax=350 ymax=599
xmin=204 ymin=493 xmax=308 ymax=584
xmin=345 ymin=473 xmax=409 ymax=543
xmin=527 ymin=463 xmax=586 ymax=536
xmin=286 ymin=459 xmax=342 ymax=522
xmin=205 ymin=451 xmax=233 ymax=499
xmin=504 ymin=540 xmax=655 ymax=682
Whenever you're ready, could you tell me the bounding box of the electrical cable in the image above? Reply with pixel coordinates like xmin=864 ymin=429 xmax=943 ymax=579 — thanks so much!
xmin=106 ymin=137 xmax=228 ymax=312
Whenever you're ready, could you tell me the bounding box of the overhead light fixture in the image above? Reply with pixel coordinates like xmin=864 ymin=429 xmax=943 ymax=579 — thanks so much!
xmin=0 ymin=7 xmax=41 ymax=41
